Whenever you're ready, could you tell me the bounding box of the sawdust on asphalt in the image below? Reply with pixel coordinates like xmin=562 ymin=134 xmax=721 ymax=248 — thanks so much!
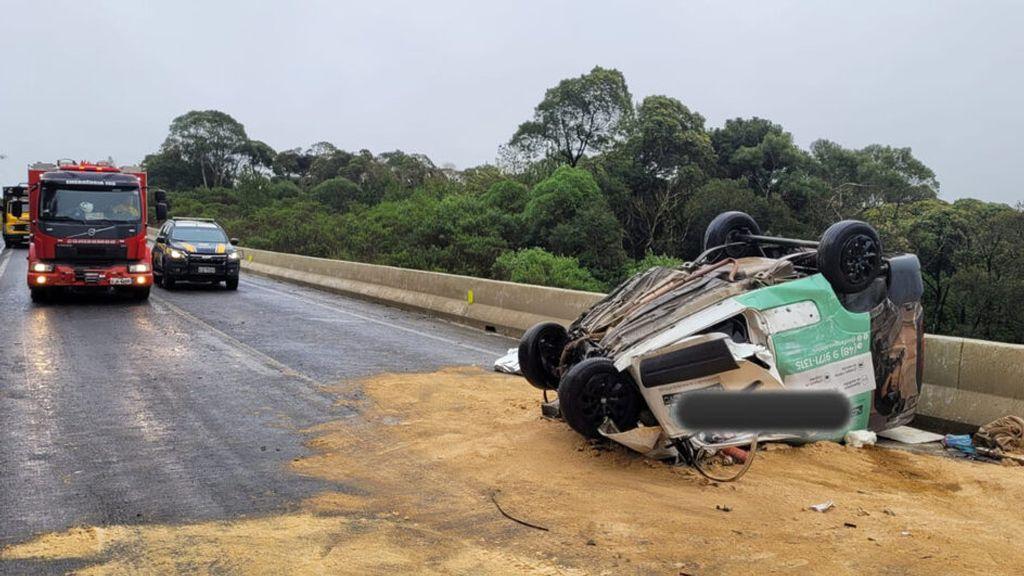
xmin=4 ymin=366 xmax=1023 ymax=575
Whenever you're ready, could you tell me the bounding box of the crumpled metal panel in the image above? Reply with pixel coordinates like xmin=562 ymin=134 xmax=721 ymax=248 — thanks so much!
xmin=564 ymin=258 xmax=796 ymax=361
xmin=867 ymin=299 xmax=924 ymax=430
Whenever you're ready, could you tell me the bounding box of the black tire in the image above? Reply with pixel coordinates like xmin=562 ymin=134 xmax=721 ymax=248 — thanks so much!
xmin=132 ymin=287 xmax=151 ymax=302
xmin=558 ymin=357 xmax=642 ymax=439
xmin=518 ymin=322 xmax=568 ymax=390
xmin=30 ymin=288 xmax=49 ymax=304
xmin=817 ymin=220 xmax=883 ymax=294
xmin=702 ymin=211 xmax=761 ymax=259
xmin=225 ymin=278 xmax=239 ymax=291
xmin=163 ymin=276 xmax=176 ymax=290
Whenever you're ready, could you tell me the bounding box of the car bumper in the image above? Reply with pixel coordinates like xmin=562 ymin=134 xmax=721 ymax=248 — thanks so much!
xmin=164 ymin=259 xmax=240 ymax=281
xmin=29 ymin=263 xmax=152 ymax=289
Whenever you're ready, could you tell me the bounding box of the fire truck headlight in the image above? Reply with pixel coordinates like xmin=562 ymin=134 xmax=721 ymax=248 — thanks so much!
xmin=169 ymin=249 xmax=184 ymax=259
xmin=129 ymin=263 xmax=150 ymax=273
xmin=31 ymin=262 xmax=54 ymax=273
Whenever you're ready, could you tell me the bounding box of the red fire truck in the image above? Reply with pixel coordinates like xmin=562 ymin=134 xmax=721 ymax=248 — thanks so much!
xmin=16 ymin=160 xmax=168 ymax=302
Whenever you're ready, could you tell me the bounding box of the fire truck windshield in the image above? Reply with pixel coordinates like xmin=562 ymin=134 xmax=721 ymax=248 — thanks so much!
xmin=40 ymin=186 xmax=141 ymax=224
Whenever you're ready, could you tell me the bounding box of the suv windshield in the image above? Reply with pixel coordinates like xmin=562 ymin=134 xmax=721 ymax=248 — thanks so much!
xmin=172 ymin=226 xmax=228 ymax=243
xmin=40 ymin=186 xmax=141 ymax=224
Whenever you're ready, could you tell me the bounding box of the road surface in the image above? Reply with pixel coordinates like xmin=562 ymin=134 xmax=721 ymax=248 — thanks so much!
xmin=0 ymin=243 xmax=514 ymax=574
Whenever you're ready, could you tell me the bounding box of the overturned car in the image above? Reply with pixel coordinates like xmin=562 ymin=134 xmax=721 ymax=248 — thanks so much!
xmin=519 ymin=212 xmax=924 ymax=479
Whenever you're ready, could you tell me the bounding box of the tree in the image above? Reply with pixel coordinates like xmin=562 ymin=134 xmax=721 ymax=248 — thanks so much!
xmin=711 ymin=117 xmax=807 ymax=200
xmin=310 ymin=177 xmax=367 ymax=212
xmin=810 ymin=140 xmax=938 ymax=224
xmin=241 ymin=140 xmax=277 ymax=175
xmin=611 ymin=95 xmax=717 ymax=256
xmin=524 ymin=166 xmax=628 ymax=282
xmin=509 ymin=66 xmax=633 ymax=167
xmin=142 ymin=149 xmax=204 ymax=190
xmin=160 ymin=110 xmax=250 ymax=188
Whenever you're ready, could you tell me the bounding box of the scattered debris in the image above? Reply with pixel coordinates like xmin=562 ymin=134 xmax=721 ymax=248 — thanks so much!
xmin=809 ymin=500 xmax=835 ymax=513
xmin=586 ymin=539 xmax=597 ymax=546
xmin=493 ymin=348 xmax=521 ymax=375
xmin=976 ymin=446 xmax=1024 ymax=464
xmin=715 ymin=504 xmax=732 ymax=512
xmin=489 ymin=492 xmax=549 ymax=532
xmin=844 ymin=522 xmax=857 ymax=528
xmin=877 ymin=425 xmax=944 ymax=444
xmin=883 ymin=508 xmax=897 ymax=517
xmin=943 ymin=434 xmax=976 ymax=455
xmin=975 ymin=415 xmax=1024 ymax=453
xmin=844 ymin=430 xmax=877 ymax=448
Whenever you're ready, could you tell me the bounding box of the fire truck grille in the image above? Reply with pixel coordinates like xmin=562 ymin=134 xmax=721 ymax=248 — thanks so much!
xmin=56 ymin=244 xmax=128 ymax=261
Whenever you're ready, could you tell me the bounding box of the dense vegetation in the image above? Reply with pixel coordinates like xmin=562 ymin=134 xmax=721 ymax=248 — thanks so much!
xmin=143 ymin=67 xmax=1024 ymax=344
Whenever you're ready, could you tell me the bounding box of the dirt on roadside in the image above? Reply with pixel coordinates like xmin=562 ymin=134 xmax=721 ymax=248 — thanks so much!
xmin=4 ymin=366 xmax=1023 ymax=575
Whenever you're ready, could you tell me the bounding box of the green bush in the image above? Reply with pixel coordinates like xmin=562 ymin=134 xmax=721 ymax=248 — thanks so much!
xmin=626 ymin=252 xmax=684 ymax=276
xmin=492 ymin=248 xmax=604 ymax=292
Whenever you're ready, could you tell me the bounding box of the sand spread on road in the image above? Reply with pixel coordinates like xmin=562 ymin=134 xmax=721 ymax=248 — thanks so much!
xmin=4 ymin=366 xmax=1023 ymax=575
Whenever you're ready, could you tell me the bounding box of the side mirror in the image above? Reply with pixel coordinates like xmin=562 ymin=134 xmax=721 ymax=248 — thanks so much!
xmin=154 ymin=189 xmax=168 ymax=204
xmin=229 ymin=238 xmax=239 ymax=246
xmin=10 ymin=202 xmax=22 ymax=218
xmin=156 ymin=202 xmax=168 ymax=222
xmin=156 ymin=235 xmax=167 ymax=243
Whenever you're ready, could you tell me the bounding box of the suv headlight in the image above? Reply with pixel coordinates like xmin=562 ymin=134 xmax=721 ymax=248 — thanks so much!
xmin=227 ymin=251 xmax=240 ymax=261
xmin=169 ymin=249 xmax=185 ymax=259
xmin=31 ymin=262 xmax=54 ymax=273
xmin=129 ymin=263 xmax=150 ymax=273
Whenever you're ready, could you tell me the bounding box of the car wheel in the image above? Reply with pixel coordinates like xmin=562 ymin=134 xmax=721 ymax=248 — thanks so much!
xmin=703 ymin=211 xmax=761 ymax=259
xmin=817 ymin=220 xmax=882 ymax=294
xmin=518 ymin=322 xmax=568 ymax=390
xmin=225 ymin=278 xmax=239 ymax=291
xmin=558 ymin=357 xmax=642 ymax=439
xmin=163 ymin=276 xmax=176 ymax=290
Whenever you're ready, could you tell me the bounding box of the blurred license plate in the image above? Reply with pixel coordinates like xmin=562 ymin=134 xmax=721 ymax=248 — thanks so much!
xmin=197 ymin=266 xmax=216 ymax=274
xmin=110 ymin=278 xmax=132 ymax=285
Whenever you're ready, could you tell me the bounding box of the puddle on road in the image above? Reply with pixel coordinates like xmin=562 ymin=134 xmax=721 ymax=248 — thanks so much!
xmin=3 ymin=366 xmax=1024 ymax=575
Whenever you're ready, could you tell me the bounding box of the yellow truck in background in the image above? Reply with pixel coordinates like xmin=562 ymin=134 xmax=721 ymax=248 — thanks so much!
xmin=2 ymin=185 xmax=31 ymax=247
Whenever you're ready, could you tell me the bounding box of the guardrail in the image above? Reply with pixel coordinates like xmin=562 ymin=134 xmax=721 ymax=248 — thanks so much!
xmin=226 ymin=242 xmax=1021 ymax=427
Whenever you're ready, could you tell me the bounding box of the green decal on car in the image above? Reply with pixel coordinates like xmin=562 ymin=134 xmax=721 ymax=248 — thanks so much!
xmin=737 ymin=274 xmax=873 ymax=432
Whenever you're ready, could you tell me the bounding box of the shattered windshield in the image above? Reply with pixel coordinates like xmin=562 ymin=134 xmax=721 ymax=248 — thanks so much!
xmin=40 ymin=186 xmax=142 ymax=224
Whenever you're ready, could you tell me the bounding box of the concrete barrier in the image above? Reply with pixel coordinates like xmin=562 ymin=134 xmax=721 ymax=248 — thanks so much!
xmin=237 ymin=246 xmax=603 ymax=337
xmin=229 ymin=243 xmax=1020 ymax=427
xmin=918 ymin=335 xmax=1024 ymax=427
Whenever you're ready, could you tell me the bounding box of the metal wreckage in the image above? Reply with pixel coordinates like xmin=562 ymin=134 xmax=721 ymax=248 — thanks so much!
xmin=518 ymin=211 xmax=924 ymax=480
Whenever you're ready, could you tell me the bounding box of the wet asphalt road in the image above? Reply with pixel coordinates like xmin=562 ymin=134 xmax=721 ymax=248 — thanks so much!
xmin=0 ymin=243 xmax=514 ymax=571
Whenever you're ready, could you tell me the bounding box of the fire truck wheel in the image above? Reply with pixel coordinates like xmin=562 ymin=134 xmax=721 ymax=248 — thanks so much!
xmin=30 ymin=288 xmax=50 ymax=304
xmin=133 ymin=287 xmax=151 ymax=302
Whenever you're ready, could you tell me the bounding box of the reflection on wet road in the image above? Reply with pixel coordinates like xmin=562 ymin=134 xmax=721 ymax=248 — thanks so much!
xmin=0 ymin=243 xmax=513 ymax=569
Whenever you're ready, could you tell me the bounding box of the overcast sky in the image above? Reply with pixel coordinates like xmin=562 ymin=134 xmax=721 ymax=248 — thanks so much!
xmin=1 ymin=1 xmax=1021 ymax=204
